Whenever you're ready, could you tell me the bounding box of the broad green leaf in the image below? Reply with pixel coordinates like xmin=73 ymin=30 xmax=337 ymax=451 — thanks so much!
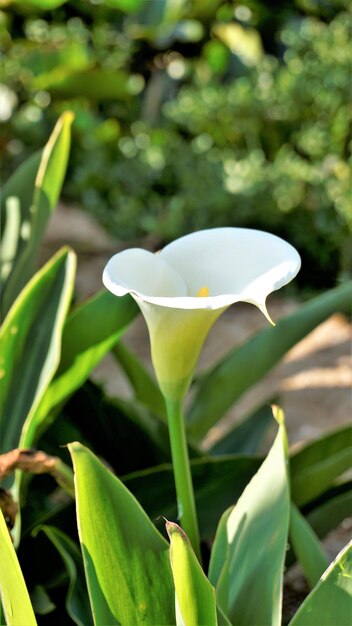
xmin=187 ymin=282 xmax=352 ymax=438
xmin=24 ymin=292 xmax=138 ymax=447
xmin=69 ymin=442 xmax=175 ymax=626
xmin=210 ymin=403 xmax=275 ymax=455
xmin=209 ymin=413 xmax=290 ymax=625
xmin=288 ymin=542 xmax=352 ymax=626
xmin=34 ymin=526 xmax=93 ymax=626
xmin=0 ymin=510 xmax=37 ymax=626
xmin=291 ymin=424 xmax=352 ymax=506
xmin=166 ymin=520 xmax=217 ymax=626
xmin=124 ymin=455 xmax=261 ymax=540
xmin=1 ymin=113 xmax=73 ymax=317
xmin=0 ymin=247 xmax=76 ymax=455
xmin=289 ymin=503 xmax=328 ymax=589
xmin=113 ymin=341 xmax=166 ymax=418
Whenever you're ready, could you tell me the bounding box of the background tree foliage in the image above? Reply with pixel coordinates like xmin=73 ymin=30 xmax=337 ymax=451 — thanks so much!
xmin=1 ymin=0 xmax=351 ymax=288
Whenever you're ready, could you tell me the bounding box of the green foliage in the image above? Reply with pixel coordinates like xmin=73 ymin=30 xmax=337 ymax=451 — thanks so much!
xmin=166 ymin=520 xmax=217 ymax=626
xmin=1 ymin=112 xmax=73 ymax=317
xmin=0 ymin=510 xmax=37 ymax=626
xmin=68 ymin=442 xmax=175 ymax=626
xmin=288 ymin=543 xmax=352 ymax=626
xmin=187 ymin=282 xmax=352 ymax=439
xmin=0 ymin=247 xmax=75 ymax=456
xmin=209 ymin=415 xmax=290 ymax=625
xmin=2 ymin=1 xmax=351 ymax=287
xmin=1 ymin=74 xmax=351 ymax=624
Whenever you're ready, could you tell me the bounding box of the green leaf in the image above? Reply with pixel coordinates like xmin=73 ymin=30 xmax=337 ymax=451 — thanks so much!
xmin=25 ymin=291 xmax=138 ymax=446
xmin=289 ymin=502 xmax=328 ymax=589
xmin=113 ymin=341 xmax=166 ymax=418
xmin=291 ymin=424 xmax=352 ymax=506
xmin=15 ymin=0 xmax=68 ymax=8
xmin=1 ymin=152 xmax=41 ymax=283
xmin=187 ymin=282 xmax=352 ymax=439
xmin=210 ymin=403 xmax=275 ymax=455
xmin=288 ymin=542 xmax=352 ymax=626
xmin=124 ymin=456 xmax=261 ymax=540
xmin=61 ymin=380 xmax=171 ymax=471
xmin=34 ymin=526 xmax=93 ymax=626
xmin=0 ymin=510 xmax=37 ymax=626
xmin=1 ymin=113 xmax=74 ymax=317
xmin=68 ymin=442 xmax=175 ymax=626
xmin=307 ymin=483 xmax=352 ymax=541
xmin=209 ymin=413 xmax=290 ymax=625
xmin=0 ymin=247 xmax=76 ymax=455
xmin=166 ymin=520 xmax=218 ymax=626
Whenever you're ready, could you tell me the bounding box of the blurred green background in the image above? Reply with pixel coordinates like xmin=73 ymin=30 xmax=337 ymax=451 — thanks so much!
xmin=1 ymin=0 xmax=351 ymax=289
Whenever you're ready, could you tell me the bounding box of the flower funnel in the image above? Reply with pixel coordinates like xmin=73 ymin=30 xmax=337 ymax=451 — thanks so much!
xmin=103 ymin=228 xmax=301 ymax=402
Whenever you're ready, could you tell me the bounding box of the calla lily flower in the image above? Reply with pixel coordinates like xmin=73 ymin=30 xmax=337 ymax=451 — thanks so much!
xmin=103 ymin=228 xmax=300 ymax=402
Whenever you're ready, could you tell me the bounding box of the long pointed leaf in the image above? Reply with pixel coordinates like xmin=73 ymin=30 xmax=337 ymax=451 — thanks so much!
xmin=187 ymin=282 xmax=352 ymax=438
xmin=289 ymin=503 xmax=328 ymax=589
xmin=34 ymin=526 xmax=93 ymax=626
xmin=166 ymin=520 xmax=217 ymax=626
xmin=68 ymin=442 xmax=175 ymax=626
xmin=22 ymin=291 xmax=138 ymax=446
xmin=291 ymin=424 xmax=352 ymax=506
xmin=288 ymin=542 xmax=352 ymax=626
xmin=209 ymin=411 xmax=290 ymax=625
xmin=0 ymin=510 xmax=37 ymax=626
xmin=0 ymin=247 xmax=76 ymax=455
xmin=113 ymin=341 xmax=166 ymax=418
xmin=1 ymin=112 xmax=73 ymax=316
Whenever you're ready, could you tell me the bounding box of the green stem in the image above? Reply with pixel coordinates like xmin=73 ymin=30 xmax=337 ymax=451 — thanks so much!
xmin=165 ymin=398 xmax=201 ymax=562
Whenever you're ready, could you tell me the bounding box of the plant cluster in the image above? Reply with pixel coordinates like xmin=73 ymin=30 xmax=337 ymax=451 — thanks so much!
xmin=1 ymin=0 xmax=351 ymax=288
xmin=0 ymin=115 xmax=351 ymax=626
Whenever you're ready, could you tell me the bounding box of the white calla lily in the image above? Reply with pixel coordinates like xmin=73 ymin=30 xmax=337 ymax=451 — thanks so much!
xmin=103 ymin=227 xmax=300 ymax=402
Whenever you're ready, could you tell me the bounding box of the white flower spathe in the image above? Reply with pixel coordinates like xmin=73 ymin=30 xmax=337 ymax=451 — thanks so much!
xmin=103 ymin=228 xmax=301 ymax=400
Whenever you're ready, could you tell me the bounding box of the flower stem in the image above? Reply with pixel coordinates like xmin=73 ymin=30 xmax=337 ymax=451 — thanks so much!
xmin=165 ymin=398 xmax=201 ymax=562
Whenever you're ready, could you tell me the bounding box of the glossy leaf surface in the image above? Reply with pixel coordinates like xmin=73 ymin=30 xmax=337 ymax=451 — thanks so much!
xmin=0 ymin=248 xmax=76 ymax=455
xmin=0 ymin=510 xmax=37 ymax=626
xmin=27 ymin=292 xmax=138 ymax=445
xmin=209 ymin=416 xmax=290 ymax=625
xmin=289 ymin=542 xmax=352 ymax=626
xmin=167 ymin=521 xmax=217 ymax=626
xmin=69 ymin=442 xmax=175 ymax=625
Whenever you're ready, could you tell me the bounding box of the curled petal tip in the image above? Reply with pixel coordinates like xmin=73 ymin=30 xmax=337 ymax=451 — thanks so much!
xmin=259 ymin=301 xmax=276 ymax=327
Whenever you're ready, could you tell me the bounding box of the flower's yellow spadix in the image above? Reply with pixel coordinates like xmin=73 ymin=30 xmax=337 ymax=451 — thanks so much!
xmin=196 ymin=286 xmax=209 ymax=297
xmin=103 ymin=227 xmax=301 ymax=402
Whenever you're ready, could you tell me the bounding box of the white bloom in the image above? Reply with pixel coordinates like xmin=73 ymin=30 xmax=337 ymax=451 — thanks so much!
xmin=103 ymin=228 xmax=300 ymax=401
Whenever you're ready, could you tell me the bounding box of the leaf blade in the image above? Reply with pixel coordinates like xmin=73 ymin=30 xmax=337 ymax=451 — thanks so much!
xmin=0 ymin=247 xmax=76 ymax=454
xmin=166 ymin=520 xmax=217 ymax=626
xmin=288 ymin=542 xmax=352 ymax=626
xmin=209 ymin=413 xmax=290 ymax=625
xmin=0 ymin=510 xmax=37 ymax=626
xmin=68 ymin=442 xmax=175 ymax=626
